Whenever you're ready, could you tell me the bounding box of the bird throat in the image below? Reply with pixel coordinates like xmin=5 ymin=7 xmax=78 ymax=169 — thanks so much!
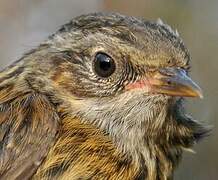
xmin=56 ymin=91 xmax=207 ymax=180
xmin=59 ymin=95 xmax=161 ymax=178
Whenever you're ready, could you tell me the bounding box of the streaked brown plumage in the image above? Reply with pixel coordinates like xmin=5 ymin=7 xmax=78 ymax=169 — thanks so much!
xmin=0 ymin=13 xmax=209 ymax=180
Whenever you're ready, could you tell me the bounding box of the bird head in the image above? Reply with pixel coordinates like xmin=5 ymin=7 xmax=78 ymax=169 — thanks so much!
xmin=0 ymin=13 xmax=210 ymax=180
xmin=23 ymin=13 xmax=207 ymax=158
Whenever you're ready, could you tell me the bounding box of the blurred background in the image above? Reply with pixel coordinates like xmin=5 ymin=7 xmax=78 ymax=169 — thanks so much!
xmin=0 ymin=0 xmax=217 ymax=179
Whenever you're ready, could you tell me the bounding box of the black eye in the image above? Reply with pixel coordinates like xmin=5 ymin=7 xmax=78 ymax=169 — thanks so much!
xmin=93 ymin=53 xmax=116 ymax=78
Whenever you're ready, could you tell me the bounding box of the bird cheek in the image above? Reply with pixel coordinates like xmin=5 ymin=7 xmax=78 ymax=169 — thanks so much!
xmin=125 ymin=78 xmax=153 ymax=93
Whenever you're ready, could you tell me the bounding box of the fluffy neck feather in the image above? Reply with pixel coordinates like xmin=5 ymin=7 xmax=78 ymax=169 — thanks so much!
xmin=53 ymin=90 xmax=209 ymax=180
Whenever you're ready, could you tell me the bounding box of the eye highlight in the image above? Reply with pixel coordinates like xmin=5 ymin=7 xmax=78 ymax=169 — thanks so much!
xmin=93 ymin=52 xmax=116 ymax=78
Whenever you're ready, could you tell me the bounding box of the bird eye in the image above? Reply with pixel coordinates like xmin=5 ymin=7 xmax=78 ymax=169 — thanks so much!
xmin=93 ymin=52 xmax=116 ymax=78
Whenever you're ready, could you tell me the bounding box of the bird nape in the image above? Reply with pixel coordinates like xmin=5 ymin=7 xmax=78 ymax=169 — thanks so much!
xmin=0 ymin=12 xmax=209 ymax=180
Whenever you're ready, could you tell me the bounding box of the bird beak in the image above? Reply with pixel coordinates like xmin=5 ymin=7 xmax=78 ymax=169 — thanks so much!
xmin=126 ymin=67 xmax=203 ymax=98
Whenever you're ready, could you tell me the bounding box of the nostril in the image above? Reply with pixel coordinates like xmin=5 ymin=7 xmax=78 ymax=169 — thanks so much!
xmin=167 ymin=80 xmax=172 ymax=85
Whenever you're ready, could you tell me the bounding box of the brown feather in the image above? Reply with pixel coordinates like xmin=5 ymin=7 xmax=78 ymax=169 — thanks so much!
xmin=34 ymin=117 xmax=141 ymax=180
xmin=0 ymin=78 xmax=59 ymax=179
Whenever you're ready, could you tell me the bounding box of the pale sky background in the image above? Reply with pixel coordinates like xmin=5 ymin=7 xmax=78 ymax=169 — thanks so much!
xmin=0 ymin=0 xmax=217 ymax=179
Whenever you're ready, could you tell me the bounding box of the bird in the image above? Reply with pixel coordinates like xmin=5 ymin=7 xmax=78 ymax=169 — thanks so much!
xmin=0 ymin=12 xmax=209 ymax=180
